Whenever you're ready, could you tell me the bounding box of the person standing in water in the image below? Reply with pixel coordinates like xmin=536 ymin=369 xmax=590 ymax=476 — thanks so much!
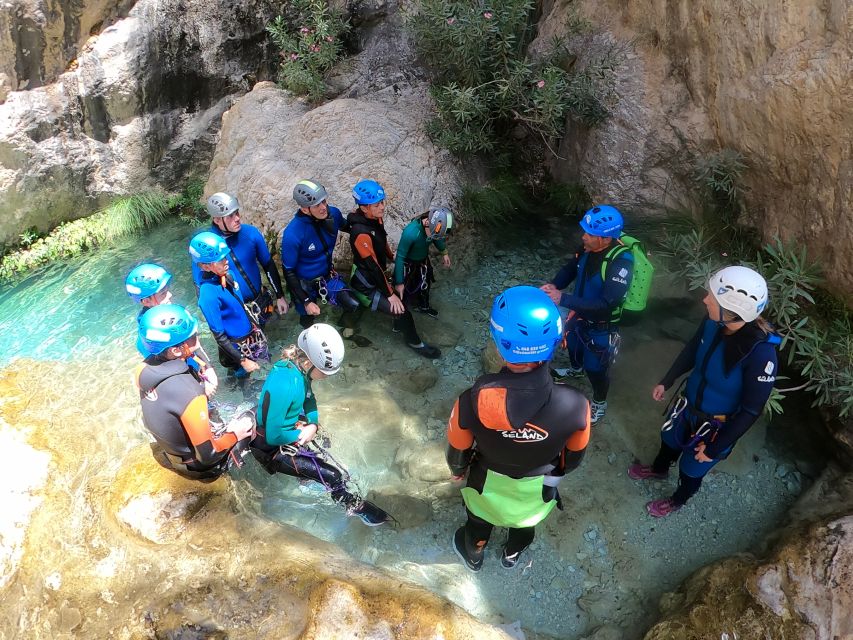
xmin=628 ymin=266 xmax=780 ymax=517
xmin=447 ymin=286 xmax=590 ymax=570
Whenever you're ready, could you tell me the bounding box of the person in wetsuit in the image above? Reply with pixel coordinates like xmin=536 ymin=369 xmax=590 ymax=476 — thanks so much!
xmin=628 ymin=266 xmax=781 ymax=517
xmin=191 ymin=192 xmax=288 ymax=326
xmin=252 ymin=323 xmax=390 ymax=526
xmin=347 ymin=179 xmax=440 ymax=359
xmin=189 ymin=231 xmax=269 ymax=379
xmin=281 ymin=179 xmax=361 ymax=330
xmin=447 ymin=286 xmax=590 ymax=571
xmin=393 ymin=207 xmax=453 ymax=318
xmin=135 ymin=304 xmax=255 ymax=480
xmin=125 ymin=263 xmax=219 ymax=397
xmin=541 ymin=205 xmax=634 ymax=425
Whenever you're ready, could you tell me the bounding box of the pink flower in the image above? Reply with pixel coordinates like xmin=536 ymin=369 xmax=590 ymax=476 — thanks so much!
xmin=722 ymin=252 xmax=728 ymax=257
xmin=300 ymin=26 xmax=310 ymax=33
xmin=536 ymin=80 xmax=546 ymax=88
xmin=483 ymin=11 xmax=493 ymax=19
xmin=290 ymin=53 xmax=299 ymax=60
xmin=446 ymin=17 xmax=456 ymax=25
xmin=310 ymin=44 xmax=320 ymax=52
xmin=326 ymin=35 xmax=334 ymax=42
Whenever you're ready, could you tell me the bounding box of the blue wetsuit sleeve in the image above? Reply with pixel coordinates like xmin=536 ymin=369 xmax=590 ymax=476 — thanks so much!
xmin=333 ymin=207 xmax=350 ymax=233
xmin=552 ymin=254 xmax=580 ymax=290
xmin=559 ymin=254 xmax=633 ymax=315
xmin=251 ymin=231 xmax=283 ymax=298
xmin=705 ymin=343 xmax=778 ymax=458
xmin=659 ymin=321 xmax=705 ymax=389
xmin=198 ymin=288 xmax=225 ymax=335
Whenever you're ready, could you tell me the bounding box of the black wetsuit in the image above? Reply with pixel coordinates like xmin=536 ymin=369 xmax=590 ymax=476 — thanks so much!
xmin=348 ymin=209 xmax=422 ymax=345
xmin=447 ymin=364 xmax=590 ymax=555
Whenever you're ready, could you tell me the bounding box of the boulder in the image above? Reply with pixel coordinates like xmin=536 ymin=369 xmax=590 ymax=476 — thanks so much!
xmin=205 ymin=81 xmax=463 ymax=255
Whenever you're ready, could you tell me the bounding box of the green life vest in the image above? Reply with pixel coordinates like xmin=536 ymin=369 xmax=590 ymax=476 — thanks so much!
xmin=461 ymin=469 xmax=557 ymax=528
xmin=602 ymin=233 xmax=654 ymax=314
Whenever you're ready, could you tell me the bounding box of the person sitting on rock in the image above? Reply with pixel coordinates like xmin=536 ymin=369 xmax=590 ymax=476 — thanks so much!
xmin=189 ymin=231 xmax=268 ymax=379
xmin=135 ymin=304 xmax=255 ymax=481
xmin=281 ymin=179 xmax=361 ymax=331
xmin=252 ymin=323 xmax=391 ymax=526
xmin=393 ymin=207 xmax=453 ymax=319
xmin=192 ymin=192 xmax=288 ymax=326
xmin=125 ymin=263 xmax=218 ymax=397
xmin=347 ymin=179 xmax=440 ymax=359
xmin=540 ymin=205 xmax=634 ymax=426
xmin=628 ymin=266 xmax=781 ymax=517
xmin=447 ymin=286 xmax=590 ymax=571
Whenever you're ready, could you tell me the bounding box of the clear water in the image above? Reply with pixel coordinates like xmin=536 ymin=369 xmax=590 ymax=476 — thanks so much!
xmin=0 ymin=219 xmax=827 ymax=639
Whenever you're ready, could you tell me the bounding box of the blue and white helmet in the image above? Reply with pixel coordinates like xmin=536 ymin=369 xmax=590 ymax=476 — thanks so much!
xmin=189 ymin=231 xmax=230 ymax=264
xmin=352 ymin=179 xmax=385 ymax=206
xmin=489 ymin=286 xmax=562 ymax=364
xmin=138 ymin=304 xmax=199 ymax=355
xmin=579 ymin=205 xmax=623 ymax=238
xmin=125 ymin=263 xmax=171 ymax=302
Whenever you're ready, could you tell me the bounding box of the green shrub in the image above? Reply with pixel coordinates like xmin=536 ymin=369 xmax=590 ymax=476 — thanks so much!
xmin=694 ymin=149 xmax=747 ymax=228
xmin=459 ymin=175 xmax=530 ymax=228
xmin=267 ymin=0 xmax=349 ymax=103
xmin=409 ymin=0 xmax=615 ymax=156
xmin=167 ymin=178 xmax=207 ymax=223
xmin=0 ymin=192 xmax=172 ymax=283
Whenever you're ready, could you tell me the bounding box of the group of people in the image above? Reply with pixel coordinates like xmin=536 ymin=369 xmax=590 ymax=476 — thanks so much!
xmin=127 ymin=187 xmax=781 ymax=569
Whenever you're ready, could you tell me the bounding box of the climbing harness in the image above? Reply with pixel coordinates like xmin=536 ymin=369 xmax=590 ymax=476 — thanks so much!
xmin=237 ymin=325 xmax=270 ymax=363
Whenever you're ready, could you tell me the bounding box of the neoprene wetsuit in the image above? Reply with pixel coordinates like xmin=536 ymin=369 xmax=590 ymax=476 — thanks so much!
xmin=280 ymin=207 xmax=360 ymax=328
xmin=196 ymin=271 xmax=256 ymax=372
xmin=393 ymin=217 xmax=447 ymax=312
xmin=348 ymin=209 xmax=423 ymax=346
xmin=191 ymin=223 xmax=284 ymax=326
xmin=447 ymin=364 xmax=590 ymax=557
xmin=652 ymin=318 xmax=780 ymax=504
xmin=135 ymin=355 xmax=238 ymax=480
xmin=551 ymin=243 xmax=634 ymax=402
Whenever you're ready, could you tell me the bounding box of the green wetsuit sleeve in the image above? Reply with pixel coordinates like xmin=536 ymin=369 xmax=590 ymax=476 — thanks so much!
xmin=257 ymin=366 xmax=303 ymax=445
xmin=394 ymin=222 xmax=418 ymax=285
xmin=433 ymin=237 xmax=447 ymax=254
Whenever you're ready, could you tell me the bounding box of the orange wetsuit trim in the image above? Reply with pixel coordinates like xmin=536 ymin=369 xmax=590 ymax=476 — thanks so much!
xmin=447 ymin=399 xmax=474 ymax=449
xmin=476 ymin=388 xmax=512 ymax=431
xmin=353 ymin=233 xmax=393 ymax=295
xmin=180 ymin=395 xmax=237 ymax=452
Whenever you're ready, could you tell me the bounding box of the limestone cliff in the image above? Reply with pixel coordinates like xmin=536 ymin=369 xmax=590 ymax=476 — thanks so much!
xmin=539 ymin=0 xmax=852 ymax=299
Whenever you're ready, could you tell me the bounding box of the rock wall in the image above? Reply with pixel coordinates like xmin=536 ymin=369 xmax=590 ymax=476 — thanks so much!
xmin=0 ymin=0 xmax=278 ymax=247
xmin=538 ymin=0 xmax=852 ymax=300
xmin=643 ymin=464 xmax=853 ymax=639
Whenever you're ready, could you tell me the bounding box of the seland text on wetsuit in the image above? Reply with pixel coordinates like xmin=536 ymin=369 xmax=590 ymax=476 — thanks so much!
xmin=196 ymin=271 xmax=258 ymax=371
xmin=652 ymin=318 xmax=780 ymax=504
xmin=253 ymin=358 xmax=359 ymax=507
xmin=347 ymin=208 xmax=423 ymax=345
xmin=551 ymin=243 xmax=634 ymax=402
xmin=393 ymin=217 xmax=447 ymax=311
xmin=446 ymin=363 xmax=590 ymax=553
xmin=280 ymin=206 xmax=359 ymax=327
xmin=191 ymin=223 xmax=284 ymax=325
xmin=135 ymin=355 xmax=239 ymax=480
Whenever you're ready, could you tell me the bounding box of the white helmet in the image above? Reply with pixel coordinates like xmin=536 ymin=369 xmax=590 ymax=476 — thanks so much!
xmin=709 ymin=265 xmax=768 ymax=322
xmin=297 ymin=323 xmax=345 ymax=374
xmin=207 ymin=192 xmax=239 ymax=218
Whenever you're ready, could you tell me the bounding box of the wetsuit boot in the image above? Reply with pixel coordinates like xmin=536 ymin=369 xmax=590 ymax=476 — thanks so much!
xmin=452 ymin=527 xmax=484 ymax=572
xmin=334 ymin=490 xmax=391 ymax=526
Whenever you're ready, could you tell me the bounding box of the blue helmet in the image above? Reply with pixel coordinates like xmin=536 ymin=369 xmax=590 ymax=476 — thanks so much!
xmin=138 ymin=304 xmax=199 ymax=355
xmin=125 ymin=263 xmax=171 ymax=302
xmin=489 ymin=286 xmax=562 ymax=364
xmin=189 ymin=231 xmax=229 ymax=264
xmin=579 ymin=205 xmax=624 ymax=238
xmin=352 ymin=179 xmax=386 ymax=206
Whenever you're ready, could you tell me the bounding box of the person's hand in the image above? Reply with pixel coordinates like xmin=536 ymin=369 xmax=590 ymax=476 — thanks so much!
xmin=296 ymin=422 xmax=318 ymax=445
xmin=305 ymin=301 xmax=321 ymax=316
xmin=450 ymin=473 xmax=465 ymax=482
xmin=276 ymin=297 xmax=289 ymax=315
xmin=227 ymin=415 xmax=255 ymax=440
xmin=394 ymin=283 xmax=405 ymax=297
xmin=545 ymin=288 xmax=561 ymax=305
xmin=203 ymin=367 xmax=219 ymax=398
xmin=442 ymin=254 xmax=451 ymax=268
xmin=388 ymin=294 xmax=405 ymax=315
xmin=694 ymin=442 xmax=712 ymax=463
xmin=652 ymin=385 xmax=666 ymax=402
xmin=241 ymin=358 xmax=260 ymax=373
xmin=540 ymin=283 xmax=557 ymax=293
